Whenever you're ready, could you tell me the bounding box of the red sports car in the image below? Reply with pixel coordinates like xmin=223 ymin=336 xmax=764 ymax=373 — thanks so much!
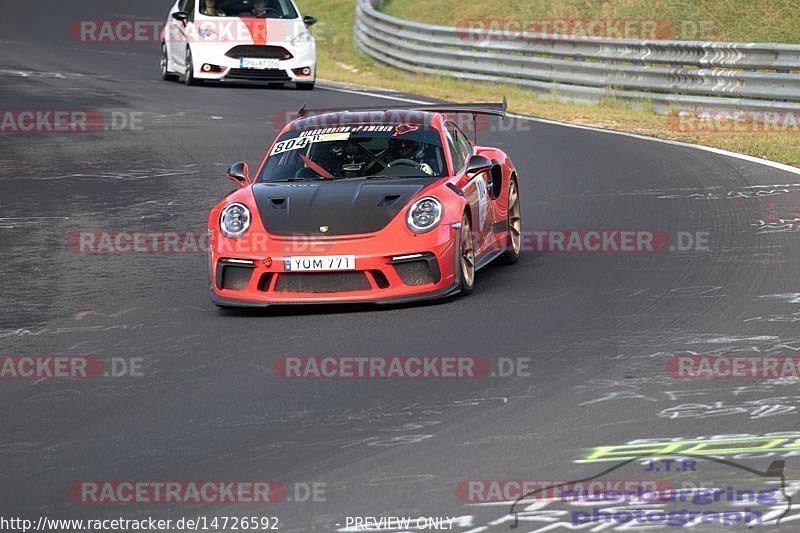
xmin=208 ymin=100 xmax=521 ymax=307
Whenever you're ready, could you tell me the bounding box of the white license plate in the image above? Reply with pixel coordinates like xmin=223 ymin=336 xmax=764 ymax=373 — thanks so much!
xmin=285 ymin=255 xmax=356 ymax=272
xmin=240 ymin=58 xmax=280 ymax=69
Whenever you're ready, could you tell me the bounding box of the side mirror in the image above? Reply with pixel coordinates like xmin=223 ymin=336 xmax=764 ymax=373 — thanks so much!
xmin=465 ymin=154 xmax=493 ymax=178
xmin=227 ymin=162 xmax=251 ymax=187
xmin=172 ymin=11 xmax=189 ymax=22
xmin=303 ymin=15 xmax=317 ymax=27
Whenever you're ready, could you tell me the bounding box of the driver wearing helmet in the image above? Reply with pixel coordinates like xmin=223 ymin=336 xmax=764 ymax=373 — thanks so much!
xmin=383 ymin=138 xmax=434 ymax=176
xmin=202 ymin=0 xmax=226 ymax=16
xmin=251 ymin=0 xmax=269 ymax=17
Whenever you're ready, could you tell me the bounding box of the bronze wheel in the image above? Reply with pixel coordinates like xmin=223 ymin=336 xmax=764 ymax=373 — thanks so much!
xmin=500 ymin=178 xmax=521 ymax=264
xmin=459 ymin=213 xmax=475 ymax=294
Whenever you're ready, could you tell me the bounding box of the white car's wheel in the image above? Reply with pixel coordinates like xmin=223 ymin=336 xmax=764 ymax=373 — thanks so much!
xmin=184 ymin=48 xmax=201 ymax=86
xmin=161 ymin=43 xmax=179 ymax=81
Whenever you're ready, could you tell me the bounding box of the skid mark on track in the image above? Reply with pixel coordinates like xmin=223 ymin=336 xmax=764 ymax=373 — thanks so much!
xmin=658 ymin=398 xmax=800 ymax=420
xmin=0 ymin=323 xmax=149 ymax=338
xmin=650 ymin=183 xmax=800 ymax=200
xmin=0 ymin=69 xmax=83 ymax=79
xmin=73 ymin=308 xmax=141 ymax=321
xmin=745 ymin=294 xmax=800 ymax=322
xmin=753 ymin=215 xmax=800 ymax=233
xmin=37 ymin=166 xmax=199 ymax=182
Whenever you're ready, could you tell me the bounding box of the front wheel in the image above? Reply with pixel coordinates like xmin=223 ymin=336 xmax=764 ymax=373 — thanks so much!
xmin=184 ymin=48 xmax=201 ymax=86
xmin=161 ymin=43 xmax=179 ymax=81
xmin=499 ymin=178 xmax=521 ymax=264
xmin=296 ymin=81 xmax=315 ymax=91
xmin=458 ymin=213 xmax=475 ymax=295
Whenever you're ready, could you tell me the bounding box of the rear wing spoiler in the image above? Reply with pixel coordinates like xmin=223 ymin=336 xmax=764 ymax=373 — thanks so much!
xmin=296 ymin=97 xmax=508 ymax=119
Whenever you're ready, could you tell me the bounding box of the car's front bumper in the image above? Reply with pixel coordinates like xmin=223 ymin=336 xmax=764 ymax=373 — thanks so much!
xmin=209 ymin=226 xmax=461 ymax=306
xmin=189 ymin=40 xmax=316 ymax=83
xmin=210 ymin=282 xmax=461 ymax=308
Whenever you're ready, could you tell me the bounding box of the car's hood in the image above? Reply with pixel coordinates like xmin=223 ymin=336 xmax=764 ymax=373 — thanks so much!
xmin=251 ymin=179 xmax=432 ymax=236
xmin=193 ymin=15 xmax=307 ymax=44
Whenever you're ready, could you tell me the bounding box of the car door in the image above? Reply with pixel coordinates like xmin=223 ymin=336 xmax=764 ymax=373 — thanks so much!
xmin=167 ymin=0 xmax=195 ymax=69
xmin=456 ymin=124 xmax=501 ymax=253
xmin=447 ymin=122 xmax=491 ymax=255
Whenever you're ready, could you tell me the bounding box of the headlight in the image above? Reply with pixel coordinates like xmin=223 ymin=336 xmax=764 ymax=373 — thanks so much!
xmin=220 ymin=203 xmax=251 ymax=238
xmin=406 ymin=197 xmax=443 ymax=234
xmin=291 ymin=31 xmax=314 ymax=45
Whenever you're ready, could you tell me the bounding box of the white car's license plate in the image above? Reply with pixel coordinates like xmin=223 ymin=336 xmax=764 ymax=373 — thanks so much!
xmin=240 ymin=58 xmax=280 ymax=70
xmin=285 ymin=255 xmax=356 ymax=272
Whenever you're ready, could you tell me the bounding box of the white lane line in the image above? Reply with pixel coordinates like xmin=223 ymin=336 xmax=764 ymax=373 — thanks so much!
xmin=319 ymin=85 xmax=431 ymax=105
xmin=320 ymin=85 xmax=800 ymax=177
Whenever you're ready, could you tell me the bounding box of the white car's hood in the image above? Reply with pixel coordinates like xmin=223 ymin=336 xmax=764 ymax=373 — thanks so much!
xmin=191 ymin=15 xmax=307 ymax=46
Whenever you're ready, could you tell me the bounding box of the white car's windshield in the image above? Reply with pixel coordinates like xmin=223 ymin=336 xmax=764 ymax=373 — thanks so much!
xmin=259 ymin=124 xmax=447 ymax=181
xmin=200 ymin=0 xmax=298 ymax=19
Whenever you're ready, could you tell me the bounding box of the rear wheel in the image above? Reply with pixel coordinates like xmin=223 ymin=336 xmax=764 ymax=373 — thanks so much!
xmin=459 ymin=213 xmax=475 ymax=295
xmin=499 ymin=178 xmax=521 ymax=264
xmin=161 ymin=43 xmax=179 ymax=81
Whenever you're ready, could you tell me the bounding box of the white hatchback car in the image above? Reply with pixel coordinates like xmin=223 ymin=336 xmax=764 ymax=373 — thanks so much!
xmin=161 ymin=0 xmax=317 ymax=89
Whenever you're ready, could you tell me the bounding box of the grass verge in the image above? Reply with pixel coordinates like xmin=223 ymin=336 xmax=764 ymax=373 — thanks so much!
xmin=296 ymin=0 xmax=800 ymax=167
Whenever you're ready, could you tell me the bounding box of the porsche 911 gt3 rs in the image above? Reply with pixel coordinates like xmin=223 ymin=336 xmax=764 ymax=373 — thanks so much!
xmin=208 ymin=100 xmax=522 ymax=307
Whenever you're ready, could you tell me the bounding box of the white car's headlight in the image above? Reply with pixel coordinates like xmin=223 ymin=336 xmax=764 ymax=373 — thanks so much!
xmin=407 ymin=197 xmax=443 ymax=233
xmin=290 ymin=31 xmax=314 ymax=45
xmin=220 ymin=203 xmax=251 ymax=238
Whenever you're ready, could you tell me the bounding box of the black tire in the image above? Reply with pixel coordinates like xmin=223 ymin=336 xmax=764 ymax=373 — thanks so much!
xmin=296 ymin=81 xmax=315 ymax=91
xmin=499 ymin=177 xmax=521 ymax=265
xmin=161 ymin=43 xmax=179 ymax=81
xmin=458 ymin=212 xmax=475 ymax=295
xmin=184 ymin=47 xmax=201 ymax=86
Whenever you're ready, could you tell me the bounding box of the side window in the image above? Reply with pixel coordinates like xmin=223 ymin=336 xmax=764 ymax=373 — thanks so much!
xmin=178 ymin=0 xmax=190 ymax=12
xmin=187 ymin=0 xmax=196 ymax=20
xmin=454 ymin=127 xmax=473 ymax=163
xmin=445 ymin=123 xmax=465 ymax=172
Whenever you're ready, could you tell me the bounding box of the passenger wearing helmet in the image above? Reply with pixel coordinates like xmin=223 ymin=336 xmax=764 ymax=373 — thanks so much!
xmin=294 ymin=140 xmax=347 ymax=178
xmin=202 ymin=0 xmax=226 ymax=16
xmin=383 ymin=137 xmax=434 ymax=176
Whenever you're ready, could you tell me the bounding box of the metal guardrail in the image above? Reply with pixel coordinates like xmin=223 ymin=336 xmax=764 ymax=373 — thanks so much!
xmin=354 ymin=0 xmax=800 ymax=113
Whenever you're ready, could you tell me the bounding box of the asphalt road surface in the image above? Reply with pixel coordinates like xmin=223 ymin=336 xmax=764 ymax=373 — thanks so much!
xmin=2 ymin=1 xmax=800 ymax=532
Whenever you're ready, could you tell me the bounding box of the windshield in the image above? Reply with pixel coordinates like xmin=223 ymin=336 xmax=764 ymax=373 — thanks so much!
xmin=200 ymin=0 xmax=298 ymax=19
xmin=258 ymin=124 xmax=447 ymax=181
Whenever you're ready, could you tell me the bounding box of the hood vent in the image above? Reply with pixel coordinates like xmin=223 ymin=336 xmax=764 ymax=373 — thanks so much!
xmin=378 ymin=194 xmax=402 ymax=207
xmin=269 ymin=197 xmax=288 ymax=209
